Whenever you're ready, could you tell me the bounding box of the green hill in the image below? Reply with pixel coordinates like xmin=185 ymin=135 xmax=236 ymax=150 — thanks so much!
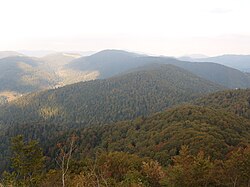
xmin=64 ymin=105 xmax=250 ymax=164
xmin=194 ymin=89 xmax=250 ymax=120
xmin=15 ymin=104 xmax=248 ymax=168
xmin=0 ymin=64 xmax=223 ymax=127
xmin=66 ymin=50 xmax=144 ymax=78
xmin=0 ymin=64 xmax=224 ymax=173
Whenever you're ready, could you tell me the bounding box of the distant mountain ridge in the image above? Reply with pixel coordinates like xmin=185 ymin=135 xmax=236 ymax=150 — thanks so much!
xmin=1 ymin=49 xmax=250 ymax=103
xmin=0 ymin=52 xmax=97 ymax=101
xmin=66 ymin=50 xmax=250 ymax=89
xmin=180 ymin=54 xmax=250 ymax=72
xmin=66 ymin=50 xmax=144 ymax=78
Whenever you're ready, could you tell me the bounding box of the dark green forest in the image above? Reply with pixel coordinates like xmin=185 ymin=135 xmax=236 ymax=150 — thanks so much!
xmin=1 ymin=106 xmax=250 ymax=186
xmin=194 ymin=89 xmax=250 ymax=119
xmin=0 ymin=64 xmax=223 ymax=126
xmin=1 ymin=102 xmax=250 ymax=186
xmin=1 ymin=64 xmax=250 ymax=186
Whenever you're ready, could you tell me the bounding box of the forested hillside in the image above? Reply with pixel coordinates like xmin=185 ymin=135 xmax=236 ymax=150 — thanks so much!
xmin=194 ymin=89 xmax=250 ymax=120
xmin=44 ymin=105 xmax=250 ymax=164
xmin=0 ymin=56 xmax=59 ymax=101
xmin=1 ymin=76 xmax=250 ymax=186
xmin=0 ymin=64 xmax=223 ymax=126
xmin=0 ymin=64 xmax=224 ymax=174
xmin=1 ymin=51 xmax=250 ymax=186
xmin=67 ymin=50 xmax=144 ymax=78
xmin=1 ymin=50 xmax=250 ymax=104
xmin=0 ymin=53 xmax=97 ymax=102
xmin=1 ymin=105 xmax=250 ymax=186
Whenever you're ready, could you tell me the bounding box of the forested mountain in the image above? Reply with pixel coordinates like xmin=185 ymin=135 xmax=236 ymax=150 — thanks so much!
xmin=0 ymin=66 xmax=250 ymax=186
xmin=1 ymin=104 xmax=250 ymax=186
xmin=47 ymin=105 xmax=250 ymax=164
xmin=0 ymin=53 xmax=97 ymax=102
xmin=66 ymin=50 xmax=144 ymax=78
xmin=194 ymin=89 xmax=250 ymax=120
xmin=66 ymin=50 xmax=250 ymax=88
xmin=0 ymin=56 xmax=59 ymax=101
xmin=0 ymin=64 xmax=224 ymax=175
xmin=182 ymin=54 xmax=250 ymax=72
xmin=0 ymin=64 xmax=223 ymax=127
xmin=1 ymin=50 xmax=250 ymax=103
xmin=1 ymin=50 xmax=250 ymax=186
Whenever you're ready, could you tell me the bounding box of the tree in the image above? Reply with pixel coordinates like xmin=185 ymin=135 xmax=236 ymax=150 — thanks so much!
xmin=3 ymin=135 xmax=45 ymax=186
xmin=190 ymin=151 xmax=214 ymax=187
xmin=167 ymin=145 xmax=194 ymax=186
xmin=55 ymin=134 xmax=77 ymax=187
xmin=224 ymin=146 xmax=250 ymax=187
xmin=141 ymin=160 xmax=165 ymax=187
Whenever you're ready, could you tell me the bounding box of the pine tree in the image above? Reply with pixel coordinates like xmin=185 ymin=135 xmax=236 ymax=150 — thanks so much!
xmin=3 ymin=135 xmax=45 ymax=187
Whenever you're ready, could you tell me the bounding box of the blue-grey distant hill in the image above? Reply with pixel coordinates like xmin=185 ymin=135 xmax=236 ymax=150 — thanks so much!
xmin=0 ymin=56 xmax=58 ymax=93
xmin=180 ymin=54 xmax=250 ymax=72
xmin=67 ymin=50 xmax=250 ymax=89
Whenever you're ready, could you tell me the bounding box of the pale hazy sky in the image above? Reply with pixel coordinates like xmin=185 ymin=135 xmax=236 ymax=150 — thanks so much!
xmin=0 ymin=0 xmax=250 ymax=56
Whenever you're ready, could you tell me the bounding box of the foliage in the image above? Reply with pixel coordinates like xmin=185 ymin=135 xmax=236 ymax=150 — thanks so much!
xmin=2 ymin=135 xmax=45 ymax=186
xmin=166 ymin=145 xmax=250 ymax=187
xmin=0 ymin=64 xmax=223 ymax=126
xmin=0 ymin=65 xmax=224 ymax=172
xmin=46 ymin=105 xmax=250 ymax=166
xmin=194 ymin=88 xmax=250 ymax=119
xmin=51 ymin=151 xmax=165 ymax=187
xmin=1 ymin=136 xmax=250 ymax=187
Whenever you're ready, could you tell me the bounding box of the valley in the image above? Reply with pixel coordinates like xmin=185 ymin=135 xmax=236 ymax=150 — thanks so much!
xmin=0 ymin=50 xmax=250 ymax=187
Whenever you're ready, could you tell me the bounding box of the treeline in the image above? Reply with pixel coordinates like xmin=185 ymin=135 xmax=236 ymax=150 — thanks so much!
xmin=1 ymin=135 xmax=250 ymax=187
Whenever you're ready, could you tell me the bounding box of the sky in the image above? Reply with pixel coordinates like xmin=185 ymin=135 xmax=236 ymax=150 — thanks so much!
xmin=0 ymin=0 xmax=249 ymax=56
